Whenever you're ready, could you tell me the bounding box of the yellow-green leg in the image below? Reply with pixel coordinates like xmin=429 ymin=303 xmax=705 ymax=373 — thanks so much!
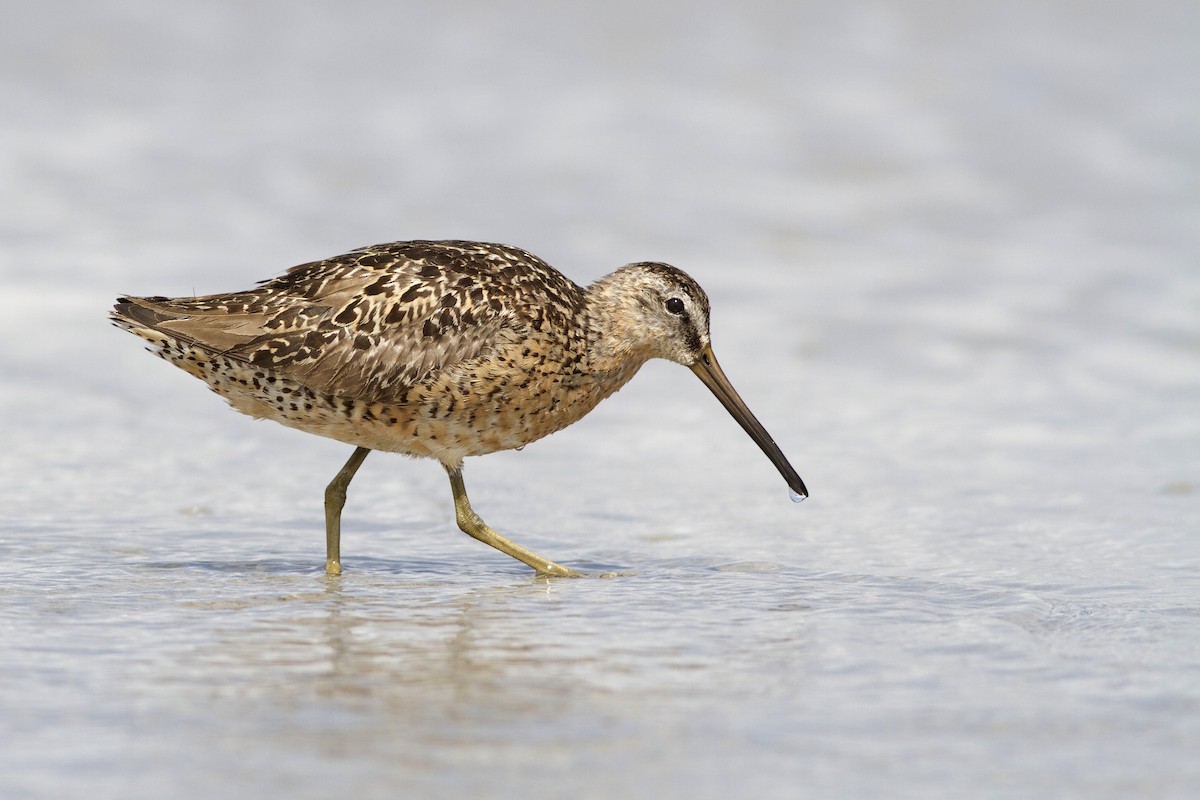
xmin=324 ymin=446 xmax=371 ymax=576
xmin=445 ymin=464 xmax=582 ymax=578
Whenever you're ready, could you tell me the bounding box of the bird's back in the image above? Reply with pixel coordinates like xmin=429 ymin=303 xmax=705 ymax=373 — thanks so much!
xmin=114 ymin=240 xmax=586 ymax=402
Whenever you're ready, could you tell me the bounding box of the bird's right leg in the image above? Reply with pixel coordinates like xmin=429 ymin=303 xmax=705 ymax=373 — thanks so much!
xmin=444 ymin=464 xmax=582 ymax=578
xmin=324 ymin=446 xmax=371 ymax=576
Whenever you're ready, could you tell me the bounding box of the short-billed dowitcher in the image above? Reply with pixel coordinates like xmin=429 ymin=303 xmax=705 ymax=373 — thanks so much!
xmin=112 ymin=240 xmax=806 ymax=577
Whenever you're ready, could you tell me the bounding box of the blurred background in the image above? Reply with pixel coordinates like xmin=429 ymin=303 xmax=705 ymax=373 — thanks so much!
xmin=2 ymin=1 xmax=1197 ymax=798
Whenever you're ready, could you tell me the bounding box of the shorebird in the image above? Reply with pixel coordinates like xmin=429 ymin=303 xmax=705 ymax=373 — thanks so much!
xmin=112 ymin=240 xmax=807 ymax=577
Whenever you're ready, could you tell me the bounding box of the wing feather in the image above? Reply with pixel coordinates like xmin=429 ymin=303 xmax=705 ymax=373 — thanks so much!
xmin=114 ymin=241 xmax=583 ymax=403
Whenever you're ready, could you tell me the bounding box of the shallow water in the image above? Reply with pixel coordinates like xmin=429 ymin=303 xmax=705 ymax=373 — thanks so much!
xmin=2 ymin=1 xmax=1199 ymax=798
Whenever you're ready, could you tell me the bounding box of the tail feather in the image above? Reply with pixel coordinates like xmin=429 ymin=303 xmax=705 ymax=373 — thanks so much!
xmin=111 ymin=296 xmax=169 ymax=330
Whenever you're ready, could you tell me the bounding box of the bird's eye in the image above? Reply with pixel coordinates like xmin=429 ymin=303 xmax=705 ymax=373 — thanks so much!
xmin=665 ymin=297 xmax=686 ymax=315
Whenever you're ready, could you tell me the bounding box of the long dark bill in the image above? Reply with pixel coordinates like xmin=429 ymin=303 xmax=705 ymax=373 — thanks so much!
xmin=690 ymin=345 xmax=808 ymax=499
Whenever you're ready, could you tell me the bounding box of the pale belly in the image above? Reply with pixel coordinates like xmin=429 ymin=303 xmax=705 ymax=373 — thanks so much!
xmin=152 ymin=334 xmax=642 ymax=467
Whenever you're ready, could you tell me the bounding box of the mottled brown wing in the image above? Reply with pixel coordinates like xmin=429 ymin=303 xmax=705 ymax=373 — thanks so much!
xmin=118 ymin=241 xmax=583 ymax=403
